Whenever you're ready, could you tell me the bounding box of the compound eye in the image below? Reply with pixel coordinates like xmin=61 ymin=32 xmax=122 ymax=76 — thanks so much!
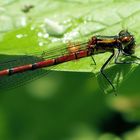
xmin=121 ymin=36 xmax=130 ymax=42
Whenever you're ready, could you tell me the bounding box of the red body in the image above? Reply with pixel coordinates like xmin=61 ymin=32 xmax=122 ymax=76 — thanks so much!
xmin=0 ymin=50 xmax=89 ymax=77
xmin=0 ymin=34 xmax=122 ymax=77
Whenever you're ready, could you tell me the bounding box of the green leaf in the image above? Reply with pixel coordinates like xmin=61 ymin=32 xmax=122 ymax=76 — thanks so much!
xmin=0 ymin=0 xmax=140 ymax=92
xmin=0 ymin=1 xmax=140 ymax=139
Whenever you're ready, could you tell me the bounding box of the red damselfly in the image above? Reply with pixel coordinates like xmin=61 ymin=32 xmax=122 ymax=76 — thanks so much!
xmin=0 ymin=30 xmax=139 ymax=93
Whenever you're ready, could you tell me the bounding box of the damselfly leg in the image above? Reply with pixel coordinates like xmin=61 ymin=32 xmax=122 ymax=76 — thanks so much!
xmin=89 ymin=50 xmax=117 ymax=95
xmin=91 ymin=56 xmax=96 ymax=65
xmin=100 ymin=50 xmax=116 ymax=93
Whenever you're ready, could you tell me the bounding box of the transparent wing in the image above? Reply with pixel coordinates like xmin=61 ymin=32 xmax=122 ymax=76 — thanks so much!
xmin=0 ymin=55 xmax=55 ymax=91
xmin=0 ymin=41 xmax=88 ymax=66
xmin=0 ymin=41 xmax=89 ymax=91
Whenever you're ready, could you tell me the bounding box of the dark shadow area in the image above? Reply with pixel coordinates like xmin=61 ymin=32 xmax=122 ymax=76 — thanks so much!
xmin=99 ymin=111 xmax=139 ymax=136
xmin=0 ymin=71 xmax=108 ymax=140
xmin=97 ymin=57 xmax=140 ymax=94
xmin=120 ymin=65 xmax=140 ymax=94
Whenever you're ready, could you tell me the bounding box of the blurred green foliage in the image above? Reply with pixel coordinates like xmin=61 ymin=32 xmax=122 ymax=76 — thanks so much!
xmin=0 ymin=0 xmax=140 ymax=140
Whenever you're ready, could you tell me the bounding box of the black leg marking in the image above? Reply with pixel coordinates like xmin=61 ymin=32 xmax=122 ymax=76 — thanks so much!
xmin=91 ymin=55 xmax=96 ymax=65
xmin=9 ymin=69 xmax=14 ymax=75
xmin=100 ymin=50 xmax=116 ymax=92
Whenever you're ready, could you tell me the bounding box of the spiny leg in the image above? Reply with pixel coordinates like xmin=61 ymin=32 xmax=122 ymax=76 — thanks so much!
xmin=100 ymin=50 xmax=116 ymax=92
xmin=88 ymin=55 xmax=96 ymax=80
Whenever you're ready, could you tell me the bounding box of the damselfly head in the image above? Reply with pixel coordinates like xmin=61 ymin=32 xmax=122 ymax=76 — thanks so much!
xmin=119 ymin=30 xmax=135 ymax=55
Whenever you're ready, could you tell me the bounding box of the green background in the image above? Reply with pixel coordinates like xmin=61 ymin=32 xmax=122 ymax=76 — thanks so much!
xmin=0 ymin=0 xmax=140 ymax=140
